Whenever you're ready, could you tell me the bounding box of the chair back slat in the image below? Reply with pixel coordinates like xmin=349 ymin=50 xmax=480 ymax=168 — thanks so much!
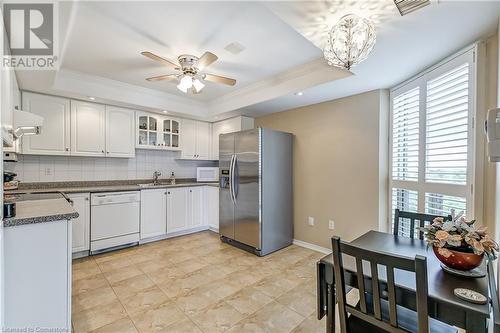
xmin=331 ymin=236 xmax=430 ymax=333
xmin=331 ymin=236 xmax=349 ymax=333
xmin=355 ymin=258 xmax=367 ymax=313
xmin=386 ymin=265 xmax=398 ymax=327
xmin=409 ymin=219 xmax=415 ymax=239
xmin=487 ymin=260 xmax=500 ymax=333
xmin=393 ymin=209 xmax=451 ymax=239
xmin=415 ymin=255 xmax=429 ymax=333
xmin=370 ymin=263 xmax=382 ymax=320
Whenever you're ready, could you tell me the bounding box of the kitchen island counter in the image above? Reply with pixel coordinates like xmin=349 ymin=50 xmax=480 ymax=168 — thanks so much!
xmin=3 ymin=197 xmax=79 ymax=227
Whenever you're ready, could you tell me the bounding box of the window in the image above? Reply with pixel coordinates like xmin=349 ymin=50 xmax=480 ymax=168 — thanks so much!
xmin=390 ymin=48 xmax=475 ymax=233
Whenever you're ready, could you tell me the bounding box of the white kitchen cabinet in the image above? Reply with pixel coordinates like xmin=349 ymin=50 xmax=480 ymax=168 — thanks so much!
xmin=106 ymin=106 xmax=135 ymax=158
xmin=204 ymin=186 xmax=219 ymax=231
xmin=4 ymin=220 xmax=72 ymax=331
xmin=71 ymin=100 xmax=106 ymax=157
xmin=196 ymin=122 xmax=211 ymax=159
xmin=211 ymin=116 xmax=254 ymax=160
xmin=181 ymin=119 xmax=212 ymax=160
xmin=166 ymin=188 xmax=188 ymax=233
xmin=21 ymin=92 xmax=71 ymax=155
xmin=140 ymin=189 xmax=167 ymax=239
xmin=137 ymin=111 xmax=181 ymax=150
xmin=187 ymin=187 xmax=204 ymax=228
xmin=69 ymin=193 xmax=90 ymax=253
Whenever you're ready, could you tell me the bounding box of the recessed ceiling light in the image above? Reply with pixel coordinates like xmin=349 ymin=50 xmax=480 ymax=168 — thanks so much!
xmin=162 ymin=110 xmax=168 ymax=114
xmin=295 ymin=92 xmax=304 ymax=96
xmin=88 ymin=96 xmax=95 ymax=100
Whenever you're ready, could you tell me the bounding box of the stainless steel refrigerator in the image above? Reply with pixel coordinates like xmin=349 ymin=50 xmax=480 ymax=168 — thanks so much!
xmin=219 ymin=128 xmax=293 ymax=256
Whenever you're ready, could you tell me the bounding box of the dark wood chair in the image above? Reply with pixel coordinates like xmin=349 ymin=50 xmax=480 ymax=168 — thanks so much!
xmin=487 ymin=259 xmax=500 ymax=333
xmin=331 ymin=236 xmax=457 ymax=333
xmin=393 ymin=209 xmax=451 ymax=240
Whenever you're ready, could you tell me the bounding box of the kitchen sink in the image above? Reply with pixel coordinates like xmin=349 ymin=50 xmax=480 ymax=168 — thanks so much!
xmin=137 ymin=183 xmax=172 ymax=188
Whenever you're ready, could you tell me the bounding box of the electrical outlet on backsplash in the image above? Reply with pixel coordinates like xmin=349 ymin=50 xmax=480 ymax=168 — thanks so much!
xmin=4 ymin=150 xmax=217 ymax=183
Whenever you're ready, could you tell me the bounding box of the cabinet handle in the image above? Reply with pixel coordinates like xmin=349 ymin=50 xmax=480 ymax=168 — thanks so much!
xmin=65 ymin=147 xmax=69 ymax=151
xmin=85 ymin=197 xmax=89 ymax=201
xmin=167 ymin=192 xmax=170 ymax=194
xmin=107 ymin=151 xmax=110 ymax=154
xmin=101 ymin=150 xmax=105 ymax=154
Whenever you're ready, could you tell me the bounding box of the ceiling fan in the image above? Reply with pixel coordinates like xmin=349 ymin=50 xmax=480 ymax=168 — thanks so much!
xmin=141 ymin=51 xmax=236 ymax=94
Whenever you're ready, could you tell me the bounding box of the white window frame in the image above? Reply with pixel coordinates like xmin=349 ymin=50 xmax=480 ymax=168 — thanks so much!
xmin=389 ymin=45 xmax=477 ymax=227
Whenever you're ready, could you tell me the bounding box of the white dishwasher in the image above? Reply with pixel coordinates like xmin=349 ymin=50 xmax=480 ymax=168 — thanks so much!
xmin=90 ymin=191 xmax=140 ymax=253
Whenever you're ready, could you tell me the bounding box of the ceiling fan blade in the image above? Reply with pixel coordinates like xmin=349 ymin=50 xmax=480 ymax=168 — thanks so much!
xmin=145 ymin=74 xmax=178 ymax=82
xmin=197 ymin=52 xmax=218 ymax=70
xmin=203 ymin=73 xmax=236 ymax=86
xmin=141 ymin=51 xmax=178 ymax=69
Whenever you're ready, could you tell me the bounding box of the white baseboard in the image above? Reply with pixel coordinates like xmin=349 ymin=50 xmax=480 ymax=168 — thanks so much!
xmin=208 ymin=225 xmax=219 ymax=233
xmin=139 ymin=226 xmax=209 ymax=245
xmin=293 ymin=239 xmax=331 ymax=254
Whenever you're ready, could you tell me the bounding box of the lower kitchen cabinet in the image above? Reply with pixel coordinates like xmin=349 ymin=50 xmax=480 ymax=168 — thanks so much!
xmin=69 ymin=193 xmax=90 ymax=253
xmin=4 ymin=219 xmax=72 ymax=331
xmin=205 ymin=186 xmax=219 ymax=230
xmin=166 ymin=187 xmax=188 ymax=233
xmin=187 ymin=187 xmax=204 ymax=228
xmin=166 ymin=186 xmax=207 ymax=234
xmin=140 ymin=188 xmax=167 ymax=239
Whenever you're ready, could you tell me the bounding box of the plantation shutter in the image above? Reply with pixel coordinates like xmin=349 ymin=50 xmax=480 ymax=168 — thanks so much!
xmin=425 ymin=63 xmax=469 ymax=185
xmin=392 ymin=87 xmax=420 ymax=182
xmin=389 ymin=47 xmax=475 ymax=229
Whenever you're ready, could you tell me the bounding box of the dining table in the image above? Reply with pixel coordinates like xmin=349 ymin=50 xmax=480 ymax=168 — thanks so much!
xmin=316 ymin=230 xmax=497 ymax=333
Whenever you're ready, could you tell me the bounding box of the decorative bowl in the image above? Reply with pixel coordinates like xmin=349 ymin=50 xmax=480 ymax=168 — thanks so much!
xmin=433 ymin=246 xmax=483 ymax=271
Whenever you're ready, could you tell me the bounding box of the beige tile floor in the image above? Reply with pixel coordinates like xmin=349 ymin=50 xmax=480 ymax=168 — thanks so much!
xmin=72 ymin=231 xmax=332 ymax=333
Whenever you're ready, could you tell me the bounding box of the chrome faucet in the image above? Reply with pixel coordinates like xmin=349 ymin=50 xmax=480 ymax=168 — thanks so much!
xmin=153 ymin=170 xmax=162 ymax=185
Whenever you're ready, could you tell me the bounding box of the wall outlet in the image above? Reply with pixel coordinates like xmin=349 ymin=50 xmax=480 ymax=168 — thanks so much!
xmin=329 ymin=220 xmax=335 ymax=230
xmin=308 ymin=216 xmax=315 ymax=226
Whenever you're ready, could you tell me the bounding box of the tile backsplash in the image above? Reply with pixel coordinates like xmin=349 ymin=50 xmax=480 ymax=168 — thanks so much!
xmin=4 ymin=150 xmax=217 ymax=183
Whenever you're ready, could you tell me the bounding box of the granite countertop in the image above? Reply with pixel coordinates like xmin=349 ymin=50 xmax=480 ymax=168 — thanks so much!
xmin=5 ymin=179 xmax=220 ymax=195
xmin=3 ymin=198 xmax=79 ymax=228
xmin=3 ymin=179 xmax=218 ymax=227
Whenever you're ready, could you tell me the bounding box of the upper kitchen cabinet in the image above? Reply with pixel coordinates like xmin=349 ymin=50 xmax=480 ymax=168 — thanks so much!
xmin=211 ymin=116 xmax=254 ymax=160
xmin=181 ymin=119 xmax=211 ymax=160
xmin=71 ymin=100 xmax=106 ymax=157
xmin=21 ymin=92 xmax=71 ymax=156
xmin=106 ymin=106 xmax=135 ymax=158
xmin=136 ymin=111 xmax=181 ymax=151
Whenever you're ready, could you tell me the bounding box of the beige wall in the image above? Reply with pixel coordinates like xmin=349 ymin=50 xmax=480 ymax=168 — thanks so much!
xmin=481 ymin=33 xmax=499 ymax=238
xmin=255 ymin=90 xmax=389 ymax=249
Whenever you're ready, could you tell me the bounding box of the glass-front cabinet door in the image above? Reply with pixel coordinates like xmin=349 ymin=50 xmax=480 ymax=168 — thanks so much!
xmin=137 ymin=113 xmax=161 ymax=148
xmin=136 ymin=112 xmax=181 ymax=150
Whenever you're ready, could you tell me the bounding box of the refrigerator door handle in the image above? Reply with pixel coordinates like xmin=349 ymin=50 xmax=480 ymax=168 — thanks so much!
xmin=232 ymin=155 xmax=238 ymax=200
xmin=229 ymin=154 xmax=235 ymax=205
xmin=230 ymin=154 xmax=237 ymax=204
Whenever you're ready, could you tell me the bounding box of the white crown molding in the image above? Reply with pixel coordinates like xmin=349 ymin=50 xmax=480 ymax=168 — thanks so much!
xmin=52 ymin=69 xmax=207 ymax=116
xmin=207 ymin=57 xmax=352 ymax=115
xmin=17 ymin=59 xmax=350 ymax=120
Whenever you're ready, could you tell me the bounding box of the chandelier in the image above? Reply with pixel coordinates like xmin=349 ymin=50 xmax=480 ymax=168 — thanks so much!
xmin=323 ymin=14 xmax=376 ymax=70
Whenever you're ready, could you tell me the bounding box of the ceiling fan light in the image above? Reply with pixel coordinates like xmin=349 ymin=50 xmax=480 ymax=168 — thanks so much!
xmin=177 ymin=82 xmax=188 ymax=93
xmin=177 ymin=75 xmax=193 ymax=93
xmin=193 ymin=78 xmax=205 ymax=93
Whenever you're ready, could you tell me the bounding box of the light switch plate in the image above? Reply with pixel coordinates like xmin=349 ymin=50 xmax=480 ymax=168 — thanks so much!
xmin=308 ymin=216 xmax=315 ymax=226
xmin=329 ymin=220 xmax=335 ymax=230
